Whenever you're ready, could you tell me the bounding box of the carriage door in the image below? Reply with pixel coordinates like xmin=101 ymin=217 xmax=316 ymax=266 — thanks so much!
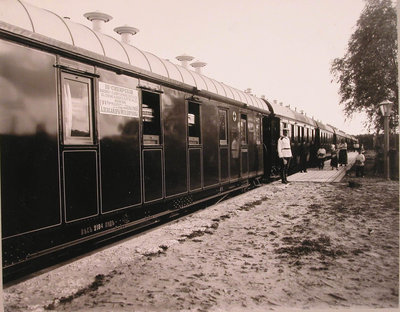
xmin=255 ymin=115 xmax=264 ymax=175
xmin=141 ymin=90 xmax=164 ymax=203
xmin=263 ymin=116 xmax=279 ymax=178
xmin=60 ymin=72 xmax=99 ymax=223
xmin=229 ymin=109 xmax=240 ymax=181
xmin=188 ymin=101 xmax=202 ymax=191
xmin=219 ymin=109 xmax=229 ymax=183
xmin=240 ymin=114 xmax=249 ymax=177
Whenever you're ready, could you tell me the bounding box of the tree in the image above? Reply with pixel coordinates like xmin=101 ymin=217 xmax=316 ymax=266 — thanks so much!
xmin=331 ymin=0 xmax=398 ymax=133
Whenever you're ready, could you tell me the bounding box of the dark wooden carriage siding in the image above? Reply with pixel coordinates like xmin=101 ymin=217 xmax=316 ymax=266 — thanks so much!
xmin=0 ymin=18 xmax=268 ymax=273
xmin=1 ymin=40 xmax=61 ymax=238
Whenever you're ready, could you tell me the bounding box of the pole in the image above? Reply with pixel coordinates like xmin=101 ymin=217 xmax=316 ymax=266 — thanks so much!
xmin=0 ymin=147 xmax=3 ymax=312
xmin=384 ymin=115 xmax=390 ymax=180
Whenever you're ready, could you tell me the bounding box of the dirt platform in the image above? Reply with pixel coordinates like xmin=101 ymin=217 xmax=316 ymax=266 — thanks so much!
xmin=4 ymin=175 xmax=399 ymax=312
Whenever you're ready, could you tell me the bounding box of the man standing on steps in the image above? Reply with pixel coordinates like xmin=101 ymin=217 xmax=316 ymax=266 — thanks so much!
xmin=277 ymin=127 xmax=292 ymax=184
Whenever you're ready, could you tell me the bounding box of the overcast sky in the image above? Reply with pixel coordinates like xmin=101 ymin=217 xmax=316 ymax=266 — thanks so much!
xmin=25 ymin=0 xmax=368 ymax=135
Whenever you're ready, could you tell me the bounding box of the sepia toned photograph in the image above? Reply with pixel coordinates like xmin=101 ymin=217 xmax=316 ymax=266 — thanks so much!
xmin=0 ymin=0 xmax=398 ymax=311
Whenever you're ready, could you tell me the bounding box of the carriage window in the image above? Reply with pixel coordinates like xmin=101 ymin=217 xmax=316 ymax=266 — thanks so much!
xmin=142 ymin=90 xmax=161 ymax=145
xmin=255 ymin=116 xmax=261 ymax=145
xmin=281 ymin=122 xmax=287 ymax=136
xmin=291 ymin=124 xmax=295 ymax=141
xmin=188 ymin=101 xmax=201 ymax=145
xmin=297 ymin=126 xmax=301 ymax=141
xmin=62 ymin=73 xmax=93 ymax=145
xmin=240 ymin=114 xmax=248 ymax=145
xmin=219 ymin=109 xmax=228 ymax=145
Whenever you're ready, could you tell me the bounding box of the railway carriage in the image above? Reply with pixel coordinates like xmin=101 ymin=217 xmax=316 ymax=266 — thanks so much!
xmin=314 ymin=121 xmax=335 ymax=154
xmin=267 ymin=100 xmax=319 ymax=171
xmin=262 ymin=101 xmax=297 ymax=176
xmin=0 ymin=0 xmax=270 ymax=279
xmin=335 ymin=129 xmax=351 ymax=148
xmin=0 ymin=0 xmax=357 ymax=280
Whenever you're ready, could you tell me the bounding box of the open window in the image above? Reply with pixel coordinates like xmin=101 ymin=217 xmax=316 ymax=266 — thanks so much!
xmin=240 ymin=114 xmax=248 ymax=145
xmin=219 ymin=109 xmax=228 ymax=146
xmin=281 ymin=122 xmax=287 ymax=136
xmin=61 ymin=73 xmax=93 ymax=145
xmin=142 ymin=90 xmax=161 ymax=145
xmin=255 ymin=116 xmax=261 ymax=145
xmin=188 ymin=101 xmax=201 ymax=145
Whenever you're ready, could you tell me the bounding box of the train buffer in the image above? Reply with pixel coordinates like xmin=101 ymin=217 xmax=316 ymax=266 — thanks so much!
xmin=286 ymin=152 xmax=358 ymax=183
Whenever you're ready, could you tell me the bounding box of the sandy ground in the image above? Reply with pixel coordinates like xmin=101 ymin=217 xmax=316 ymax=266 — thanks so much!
xmin=3 ymin=175 xmax=399 ymax=312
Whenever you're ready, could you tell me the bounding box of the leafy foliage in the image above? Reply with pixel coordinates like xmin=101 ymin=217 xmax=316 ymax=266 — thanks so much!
xmin=331 ymin=0 xmax=398 ymax=133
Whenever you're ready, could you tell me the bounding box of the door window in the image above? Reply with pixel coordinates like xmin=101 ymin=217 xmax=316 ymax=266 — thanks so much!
xmin=142 ymin=90 xmax=161 ymax=145
xmin=188 ymin=101 xmax=201 ymax=145
xmin=240 ymin=114 xmax=248 ymax=145
xmin=62 ymin=73 xmax=93 ymax=145
xmin=219 ymin=109 xmax=228 ymax=145
xmin=255 ymin=116 xmax=261 ymax=145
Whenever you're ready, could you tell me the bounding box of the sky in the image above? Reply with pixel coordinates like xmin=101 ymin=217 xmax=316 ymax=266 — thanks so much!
xmin=24 ymin=0 xmax=369 ymax=135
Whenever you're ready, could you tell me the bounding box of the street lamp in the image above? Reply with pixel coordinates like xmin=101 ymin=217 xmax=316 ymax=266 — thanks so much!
xmin=378 ymin=100 xmax=393 ymax=180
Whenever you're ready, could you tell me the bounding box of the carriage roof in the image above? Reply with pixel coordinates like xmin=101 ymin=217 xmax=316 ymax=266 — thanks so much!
xmin=0 ymin=0 xmax=270 ymax=113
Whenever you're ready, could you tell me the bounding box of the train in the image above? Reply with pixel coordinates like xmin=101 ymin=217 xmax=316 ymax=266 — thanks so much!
xmin=0 ymin=0 xmax=357 ymax=280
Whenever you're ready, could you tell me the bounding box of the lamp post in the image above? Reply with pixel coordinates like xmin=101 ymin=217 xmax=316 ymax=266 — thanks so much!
xmin=378 ymin=100 xmax=393 ymax=180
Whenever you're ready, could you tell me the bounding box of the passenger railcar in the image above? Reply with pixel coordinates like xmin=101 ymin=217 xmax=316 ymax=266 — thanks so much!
xmin=266 ymin=100 xmax=342 ymax=171
xmin=0 ymin=0 xmax=356 ymax=280
xmin=0 ymin=0 xmax=269 ymax=279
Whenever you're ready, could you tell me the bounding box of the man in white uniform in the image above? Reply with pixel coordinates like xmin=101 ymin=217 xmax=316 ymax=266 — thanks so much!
xmin=277 ymin=127 xmax=292 ymax=184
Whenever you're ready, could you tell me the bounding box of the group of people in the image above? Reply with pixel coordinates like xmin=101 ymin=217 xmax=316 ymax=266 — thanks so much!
xmin=318 ymin=139 xmax=349 ymax=170
xmin=277 ymin=128 xmax=363 ymax=184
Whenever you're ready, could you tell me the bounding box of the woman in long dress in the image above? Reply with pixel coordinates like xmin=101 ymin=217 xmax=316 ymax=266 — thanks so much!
xmin=338 ymin=139 xmax=348 ymax=166
xmin=330 ymin=144 xmax=338 ymax=170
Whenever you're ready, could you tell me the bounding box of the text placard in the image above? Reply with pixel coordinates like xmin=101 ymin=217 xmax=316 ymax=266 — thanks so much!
xmin=99 ymin=82 xmax=139 ymax=118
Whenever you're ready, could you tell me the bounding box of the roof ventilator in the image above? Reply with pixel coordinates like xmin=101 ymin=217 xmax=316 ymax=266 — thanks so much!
xmin=114 ymin=25 xmax=140 ymax=45
xmin=176 ymin=54 xmax=194 ymax=69
xmin=190 ymin=60 xmax=207 ymax=74
xmin=84 ymin=11 xmax=113 ymax=32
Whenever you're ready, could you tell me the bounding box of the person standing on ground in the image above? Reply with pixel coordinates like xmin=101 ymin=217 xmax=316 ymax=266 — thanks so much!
xmin=299 ymin=140 xmax=309 ymax=173
xmin=330 ymin=144 xmax=339 ymax=170
xmin=317 ymin=146 xmax=326 ymax=170
xmin=338 ymin=139 xmax=348 ymax=166
xmin=355 ymin=149 xmax=366 ymax=177
xmin=354 ymin=141 xmax=360 ymax=152
xmin=277 ymin=127 xmax=292 ymax=184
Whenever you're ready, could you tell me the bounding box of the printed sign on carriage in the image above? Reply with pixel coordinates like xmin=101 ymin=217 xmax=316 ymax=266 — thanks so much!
xmin=99 ymin=82 xmax=139 ymax=118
